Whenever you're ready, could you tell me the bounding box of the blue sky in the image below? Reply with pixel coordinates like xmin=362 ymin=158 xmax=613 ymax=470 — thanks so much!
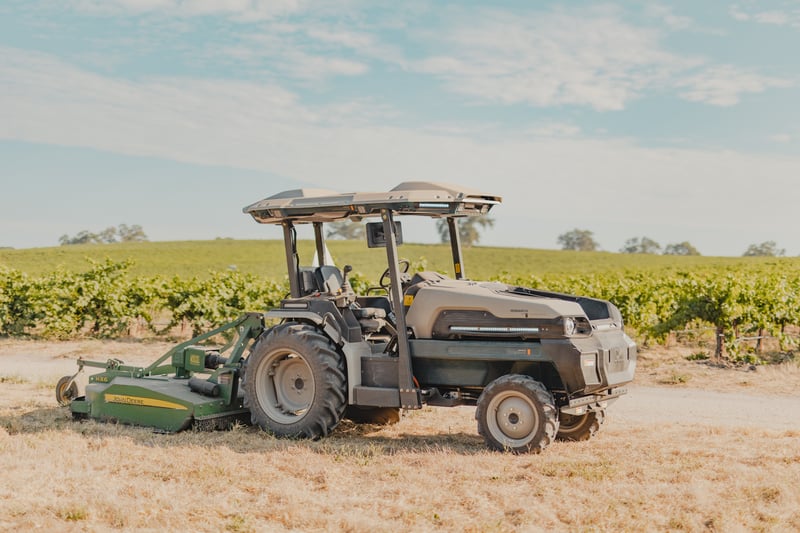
xmin=1 ymin=1 xmax=799 ymax=256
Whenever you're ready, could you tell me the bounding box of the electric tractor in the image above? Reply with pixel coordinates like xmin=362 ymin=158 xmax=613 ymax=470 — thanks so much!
xmin=59 ymin=182 xmax=636 ymax=453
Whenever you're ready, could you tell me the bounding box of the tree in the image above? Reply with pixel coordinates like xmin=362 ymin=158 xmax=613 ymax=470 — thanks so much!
xmin=557 ymin=229 xmax=598 ymax=251
xmin=743 ymin=241 xmax=785 ymax=257
xmin=326 ymin=221 xmax=365 ymax=240
xmin=59 ymin=224 xmax=148 ymax=245
xmin=59 ymin=231 xmax=96 ymax=245
xmin=620 ymin=236 xmax=661 ymax=254
xmin=436 ymin=217 xmax=495 ymax=247
xmin=118 ymin=224 xmax=148 ymax=242
xmin=663 ymin=241 xmax=701 ymax=256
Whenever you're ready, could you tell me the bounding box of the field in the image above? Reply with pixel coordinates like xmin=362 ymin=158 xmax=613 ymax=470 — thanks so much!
xmin=2 ymin=241 xmax=800 ymax=530
xmin=1 ymin=339 xmax=799 ymax=531
xmin=2 ymin=239 xmax=794 ymax=281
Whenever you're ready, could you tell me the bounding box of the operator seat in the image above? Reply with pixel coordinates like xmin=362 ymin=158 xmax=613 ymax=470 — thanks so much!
xmin=314 ymin=265 xmax=344 ymax=294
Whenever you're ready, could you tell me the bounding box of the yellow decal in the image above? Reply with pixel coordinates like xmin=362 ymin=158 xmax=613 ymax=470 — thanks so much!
xmin=105 ymin=394 xmax=188 ymax=410
xmin=404 ymin=294 xmax=414 ymax=306
xmin=454 ymin=263 xmax=461 ymax=274
xmin=189 ymin=354 xmax=202 ymax=366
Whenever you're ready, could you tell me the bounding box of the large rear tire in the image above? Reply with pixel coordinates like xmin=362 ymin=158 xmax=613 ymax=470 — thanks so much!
xmin=476 ymin=375 xmax=559 ymax=454
xmin=556 ymin=409 xmax=605 ymax=442
xmin=244 ymin=323 xmax=347 ymax=439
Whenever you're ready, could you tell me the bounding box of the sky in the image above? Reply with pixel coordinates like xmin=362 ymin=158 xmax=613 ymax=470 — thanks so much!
xmin=1 ymin=0 xmax=799 ymax=256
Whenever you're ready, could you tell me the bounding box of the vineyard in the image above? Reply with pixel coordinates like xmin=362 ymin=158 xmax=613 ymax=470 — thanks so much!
xmin=2 ymin=248 xmax=800 ymax=364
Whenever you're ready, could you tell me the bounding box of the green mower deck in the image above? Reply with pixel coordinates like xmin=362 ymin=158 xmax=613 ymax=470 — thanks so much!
xmin=61 ymin=313 xmax=264 ymax=432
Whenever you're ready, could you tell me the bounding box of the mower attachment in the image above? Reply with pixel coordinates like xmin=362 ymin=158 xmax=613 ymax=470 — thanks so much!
xmin=62 ymin=313 xmax=265 ymax=432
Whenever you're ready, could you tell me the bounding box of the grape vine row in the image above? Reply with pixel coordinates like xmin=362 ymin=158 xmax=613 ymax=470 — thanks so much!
xmin=2 ymin=259 xmax=798 ymax=362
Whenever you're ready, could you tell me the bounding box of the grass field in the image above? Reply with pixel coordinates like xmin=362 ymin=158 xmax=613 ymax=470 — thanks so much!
xmin=2 ymin=239 xmax=796 ymax=281
xmin=1 ymin=340 xmax=799 ymax=532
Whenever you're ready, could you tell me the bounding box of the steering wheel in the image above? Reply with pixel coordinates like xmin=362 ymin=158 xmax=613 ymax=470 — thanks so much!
xmin=379 ymin=259 xmax=411 ymax=292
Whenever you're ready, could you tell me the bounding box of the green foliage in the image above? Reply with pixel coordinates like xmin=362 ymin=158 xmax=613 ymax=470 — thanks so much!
xmin=620 ymin=236 xmax=661 ymax=254
xmin=0 ymin=260 xmax=288 ymax=339
xmin=3 ymin=245 xmax=800 ymax=362
xmin=59 ymin=224 xmax=148 ymax=245
xmin=743 ymin=241 xmax=785 ymax=257
xmin=664 ymin=241 xmax=701 ymax=256
xmin=557 ymin=229 xmax=599 ymax=251
xmin=1 ymin=239 xmax=790 ymax=281
xmin=161 ymin=272 xmax=285 ymax=336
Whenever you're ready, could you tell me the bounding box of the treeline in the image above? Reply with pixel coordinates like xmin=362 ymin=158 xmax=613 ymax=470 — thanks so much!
xmin=59 ymin=224 xmax=148 ymax=245
xmin=557 ymin=229 xmax=789 ymax=258
xmin=2 ymin=260 xmax=799 ymax=363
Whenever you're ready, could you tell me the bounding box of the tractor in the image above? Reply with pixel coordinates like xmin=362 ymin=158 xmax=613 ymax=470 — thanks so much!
xmin=58 ymin=182 xmax=635 ymax=453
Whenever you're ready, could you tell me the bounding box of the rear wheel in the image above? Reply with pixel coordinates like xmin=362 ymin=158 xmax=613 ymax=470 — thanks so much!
xmin=557 ymin=409 xmax=605 ymax=441
xmin=344 ymin=406 xmax=401 ymax=425
xmin=244 ymin=323 xmax=347 ymax=439
xmin=476 ymin=375 xmax=559 ymax=454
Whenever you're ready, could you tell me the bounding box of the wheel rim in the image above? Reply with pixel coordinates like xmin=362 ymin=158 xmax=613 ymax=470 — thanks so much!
xmin=254 ymin=349 xmax=315 ymax=424
xmin=486 ymin=391 xmax=539 ymax=447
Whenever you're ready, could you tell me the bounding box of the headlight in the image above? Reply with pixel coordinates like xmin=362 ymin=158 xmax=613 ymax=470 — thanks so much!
xmin=564 ymin=317 xmax=576 ymax=336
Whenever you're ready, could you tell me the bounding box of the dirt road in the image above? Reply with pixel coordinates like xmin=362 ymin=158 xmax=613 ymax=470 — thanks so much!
xmin=613 ymin=385 xmax=800 ymax=431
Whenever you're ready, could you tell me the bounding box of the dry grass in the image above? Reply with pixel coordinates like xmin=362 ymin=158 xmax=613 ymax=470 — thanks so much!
xmin=1 ymin=340 xmax=800 ymax=531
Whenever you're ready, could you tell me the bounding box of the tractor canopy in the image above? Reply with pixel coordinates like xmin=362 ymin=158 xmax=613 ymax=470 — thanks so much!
xmin=243 ymin=181 xmax=502 ymax=224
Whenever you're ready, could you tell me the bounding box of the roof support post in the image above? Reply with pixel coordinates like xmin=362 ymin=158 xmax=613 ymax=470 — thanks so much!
xmin=381 ymin=209 xmax=421 ymax=409
xmin=282 ymin=221 xmax=301 ymax=298
xmin=447 ymin=217 xmax=465 ymax=280
xmin=313 ymin=222 xmax=326 ymax=266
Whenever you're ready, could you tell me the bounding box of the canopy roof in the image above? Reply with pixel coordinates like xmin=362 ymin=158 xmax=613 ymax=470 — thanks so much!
xmin=244 ymin=181 xmax=501 ymax=225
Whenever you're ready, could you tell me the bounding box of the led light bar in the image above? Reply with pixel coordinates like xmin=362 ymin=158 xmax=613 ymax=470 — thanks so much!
xmin=450 ymin=326 xmax=541 ymax=333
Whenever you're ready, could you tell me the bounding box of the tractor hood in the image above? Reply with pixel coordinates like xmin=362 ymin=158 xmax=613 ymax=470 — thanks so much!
xmin=404 ymin=277 xmax=622 ymax=340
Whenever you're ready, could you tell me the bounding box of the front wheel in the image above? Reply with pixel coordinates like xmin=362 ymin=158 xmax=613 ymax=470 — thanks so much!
xmin=244 ymin=323 xmax=347 ymax=439
xmin=476 ymin=375 xmax=559 ymax=454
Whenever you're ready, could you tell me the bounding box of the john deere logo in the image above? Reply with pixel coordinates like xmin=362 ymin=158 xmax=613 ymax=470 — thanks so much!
xmin=105 ymin=394 xmax=187 ymax=410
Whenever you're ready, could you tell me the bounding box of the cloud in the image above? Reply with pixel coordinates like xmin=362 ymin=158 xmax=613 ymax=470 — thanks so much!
xmin=771 ymin=133 xmax=792 ymax=143
xmin=729 ymin=5 xmax=800 ymax=28
xmin=644 ymin=4 xmax=694 ymax=30
xmin=228 ymin=30 xmax=370 ymax=81
xmin=410 ymin=6 xmax=794 ymax=111
xmin=2 ymin=46 xmax=800 ymax=255
xmin=676 ymin=65 xmax=792 ymax=106
xmin=68 ymin=0 xmax=310 ymax=20
xmin=411 ymin=7 xmax=699 ymax=111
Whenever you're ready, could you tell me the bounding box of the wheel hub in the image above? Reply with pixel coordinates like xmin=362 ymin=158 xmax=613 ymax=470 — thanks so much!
xmin=256 ymin=351 xmax=316 ymax=423
xmin=495 ymin=396 xmax=536 ymax=440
